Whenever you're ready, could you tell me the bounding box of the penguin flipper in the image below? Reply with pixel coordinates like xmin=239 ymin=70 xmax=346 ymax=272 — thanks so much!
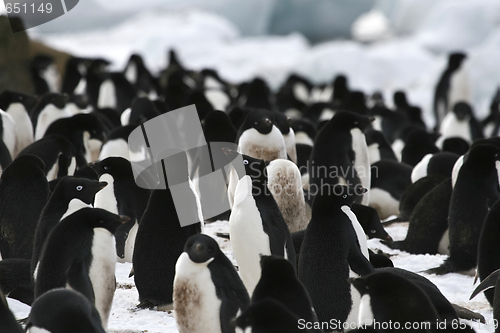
xmin=114 ymin=218 xmax=136 ymax=259
xmin=0 ymin=139 xmax=12 ymax=170
xmin=469 ymin=268 xmax=500 ymax=300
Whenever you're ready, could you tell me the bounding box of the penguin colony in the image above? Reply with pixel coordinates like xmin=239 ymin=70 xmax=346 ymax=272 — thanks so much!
xmin=0 ymin=48 xmax=499 ymax=333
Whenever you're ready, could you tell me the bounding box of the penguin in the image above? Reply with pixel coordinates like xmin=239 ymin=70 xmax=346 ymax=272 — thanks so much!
xmin=240 ymin=77 xmax=274 ymax=110
xmin=34 ymin=208 xmax=128 ymax=328
xmin=197 ymin=69 xmax=232 ymax=111
xmin=482 ymin=87 xmax=500 ymax=138
xmin=442 ymin=137 xmax=470 ymax=156
xmin=386 ymin=178 xmax=452 ymax=255
xmin=0 ymin=155 xmax=49 ymax=259
xmin=96 ymin=72 xmax=136 ymax=113
xmin=26 ymin=288 xmax=105 ymax=333
xmin=364 ymin=129 xmax=397 ymax=164
xmin=351 ymin=203 xmax=392 ymax=242
xmin=369 ymin=104 xmax=410 ymax=144
xmin=428 ymin=144 xmax=500 ymax=275
xmin=433 ymin=52 xmax=468 ymax=128
xmin=226 ymin=149 xmax=296 ymax=295
xmin=30 ymin=93 xmax=70 ymax=140
xmin=31 ymin=176 xmax=108 ymax=280
xmin=349 ymin=271 xmax=441 ymax=330
xmin=98 ymin=124 xmax=136 ymax=161
xmin=477 ymin=198 xmax=500 ymax=305
xmin=18 ymin=134 xmax=76 ymax=181
xmin=173 ymin=234 xmax=249 ymax=333
xmin=252 ymin=255 xmax=317 ymax=323
xmin=203 ymin=110 xmax=237 ymax=144
xmin=393 ymin=91 xmax=426 ymax=130
xmin=332 ymin=74 xmax=350 ymax=107
xmin=43 ymin=113 xmax=106 ymax=167
xmin=0 ymin=288 xmax=23 ymax=333
xmin=235 ymin=298 xmax=317 ymax=333
xmin=30 ymin=55 xmax=60 ymax=95
xmin=184 ymin=89 xmax=215 ymax=121
xmin=369 ymin=160 xmax=412 ymax=220
xmin=121 ymin=96 xmax=160 ymax=127
xmin=298 ymin=184 xmax=373 ymax=329
xmin=0 ymin=90 xmax=36 ymax=156
xmin=411 ymin=152 xmax=460 ymax=183
xmin=89 ymin=157 xmax=151 ymax=262
xmin=0 ymin=258 xmax=33 ymax=305
xmin=290 ymin=118 xmax=317 ymax=147
xmin=344 ymin=90 xmax=368 ymax=116
xmin=61 ymin=56 xmax=88 ymax=95
xmin=273 ymin=111 xmax=297 ymax=163
xmin=237 ymin=109 xmax=287 ymax=162
xmin=308 ymin=111 xmax=373 ymax=206
xmin=0 ymin=110 xmax=17 ymax=171
xmin=275 ymin=74 xmax=310 ymax=118
xmin=401 ymin=129 xmax=439 ymax=167
xmin=123 ymin=54 xmax=159 ymax=98
xmin=436 ymin=102 xmax=483 ymax=147
xmin=303 ymin=102 xmax=336 ymax=127
xmin=266 ymin=158 xmax=308 ymax=233
xmin=470 ymin=268 xmax=500 ymax=333
xmin=133 ymin=152 xmax=202 ymax=310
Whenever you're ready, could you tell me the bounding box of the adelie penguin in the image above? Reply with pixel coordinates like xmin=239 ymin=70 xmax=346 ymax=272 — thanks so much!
xmin=0 ymin=155 xmax=49 ymax=259
xmin=30 ymin=93 xmax=70 ymax=141
xmin=428 ymin=144 xmax=500 ymax=275
xmin=34 ymin=208 xmax=128 ymax=329
xmin=173 ymin=234 xmax=249 ymax=333
xmin=133 ymin=151 xmax=202 ymax=310
xmin=273 ymin=111 xmax=297 ymax=163
xmin=26 ymin=289 xmax=105 ymax=333
xmin=0 ymin=110 xmax=17 ymax=171
xmin=0 ymin=90 xmax=37 ymax=156
xmin=365 ymin=129 xmax=397 ymax=164
xmin=225 ymin=149 xmax=296 ymax=295
xmin=298 ymin=184 xmax=373 ymax=330
xmin=98 ymin=124 xmax=136 ymax=161
xmin=237 ymin=109 xmax=287 ymax=162
xmin=411 ymin=152 xmax=460 ymax=183
xmin=436 ymin=102 xmax=483 ymax=148
xmin=470 ymin=267 xmax=500 ymax=332
xmin=89 ymin=157 xmax=151 ymax=263
xmin=31 ymin=176 xmax=108 ymax=281
xmin=30 ymin=55 xmax=60 ymax=95
xmin=308 ymin=111 xmax=373 ymax=205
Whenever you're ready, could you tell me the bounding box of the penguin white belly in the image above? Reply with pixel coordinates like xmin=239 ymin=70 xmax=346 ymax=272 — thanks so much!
xmin=68 ymin=157 xmax=77 ymax=176
xmin=438 ymin=228 xmax=450 ymax=255
xmin=411 ymin=153 xmax=433 ymax=183
xmin=448 ymin=65 xmax=472 ymax=110
xmin=451 ymin=155 xmax=464 ymax=188
xmin=46 ymin=154 xmax=60 ymax=181
xmin=88 ymin=138 xmax=102 ymax=163
xmin=174 ymin=253 xmax=221 ymax=333
xmin=62 ymin=199 xmax=92 ymax=220
xmin=372 ymin=116 xmax=382 ymax=132
xmin=346 ymin=269 xmax=362 ymax=328
xmin=391 ymin=139 xmax=404 ymax=162
xmin=205 ymin=89 xmax=230 ymax=111
xmin=438 ymin=113 xmax=471 ymax=146
xmin=99 ymin=139 xmax=130 ymax=161
xmin=98 ymin=79 xmax=117 ymax=109
xmin=94 ymin=175 xmax=118 ymax=214
xmin=125 ymin=62 xmax=137 ymax=83
xmin=120 ymin=108 xmax=131 ymax=126
xmin=35 ymin=105 xmax=71 ymax=140
xmin=293 ymin=83 xmax=310 ymax=104
xmin=351 ymin=128 xmax=371 ymax=205
xmin=238 ymin=127 xmax=287 ymax=162
xmin=341 ymin=205 xmax=369 ymax=259
xmin=64 ymin=103 xmax=82 ymax=116
xmin=294 ymin=132 xmax=314 ymax=146
xmin=358 ymin=294 xmax=374 ymax=327
xmin=0 ymin=111 xmax=17 ymax=159
xmin=283 ymin=129 xmax=297 ymax=164
xmin=230 ymin=176 xmax=271 ymax=295
xmin=27 ymin=327 xmax=51 ymax=333
xmin=120 ymin=221 xmax=138 ymax=263
xmin=318 ymin=108 xmax=335 ymax=122
xmin=227 ymin=167 xmax=240 ymax=208
xmin=88 ymin=228 xmax=117 ymax=329
xmin=6 ymin=103 xmax=33 ymax=155
xmin=284 ymin=108 xmax=302 ymax=120
xmin=367 ymin=143 xmax=381 ymax=165
xmin=74 ymin=78 xmax=87 ymax=95
xmin=42 ymin=64 xmax=60 ymax=93
xmin=369 ymin=188 xmax=399 ymax=220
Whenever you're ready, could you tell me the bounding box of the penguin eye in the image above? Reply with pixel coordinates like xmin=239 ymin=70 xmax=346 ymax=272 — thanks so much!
xmin=371 ymin=230 xmax=376 ymax=234
xmin=99 ymin=220 xmax=104 ymax=224
xmin=243 ymin=160 xmax=249 ymax=165
xmin=342 ymin=194 xmax=347 ymax=199
xmin=76 ymin=185 xmax=83 ymax=191
xmin=354 ymin=121 xmax=359 ymax=125
xmin=20 ymin=96 xmax=23 ymax=101
xmin=104 ymin=166 xmax=109 ymax=171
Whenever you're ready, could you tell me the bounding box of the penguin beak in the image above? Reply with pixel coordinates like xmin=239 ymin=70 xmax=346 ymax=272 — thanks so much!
xmin=385 ymin=235 xmax=393 ymax=243
xmin=348 ymin=277 xmax=367 ymax=294
xmin=193 ymin=242 xmax=203 ymax=253
xmin=88 ymin=162 xmax=96 ymax=168
xmin=119 ymin=215 xmax=130 ymax=224
xmin=98 ymin=181 xmax=108 ymax=190
xmin=368 ymin=116 xmax=376 ymax=123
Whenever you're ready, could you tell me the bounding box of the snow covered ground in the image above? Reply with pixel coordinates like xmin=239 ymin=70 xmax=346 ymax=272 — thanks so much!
xmin=8 ymin=221 xmax=495 ymax=332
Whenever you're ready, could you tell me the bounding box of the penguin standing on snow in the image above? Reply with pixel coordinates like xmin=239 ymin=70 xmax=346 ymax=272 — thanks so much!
xmin=298 ymin=184 xmax=373 ymax=330
xmin=173 ymin=234 xmax=249 ymax=333
xmin=34 ymin=208 xmax=128 ymax=329
xmin=428 ymin=144 xmax=500 ymax=275
xmin=308 ymin=111 xmax=373 ymax=205
xmin=0 ymin=155 xmax=49 ymax=259
xmin=226 ymin=149 xmax=296 ymax=295
xmin=237 ymin=109 xmax=287 ymax=162
xmin=133 ymin=152 xmax=202 ymax=310
xmin=433 ymin=52 xmax=468 ymax=129
xmin=31 ymin=176 xmax=108 ymax=280
xmin=0 ymin=90 xmax=36 ymax=156
xmin=89 ymin=157 xmax=151 ymax=263
xmin=26 ymin=289 xmax=105 ymax=333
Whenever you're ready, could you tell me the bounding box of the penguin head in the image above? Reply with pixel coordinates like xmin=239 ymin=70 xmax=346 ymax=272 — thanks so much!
xmin=235 ymin=299 xmax=300 ymax=331
xmin=184 ymin=89 xmax=214 ymax=120
xmin=88 ymin=208 xmax=129 ymax=234
xmin=58 ymin=176 xmax=107 ymax=205
xmin=240 ymin=109 xmax=276 ymax=135
xmin=349 ymin=276 xmax=370 ymax=296
xmin=452 ymin=102 xmax=472 ymax=121
xmin=467 ymin=143 xmax=500 ymax=166
xmin=259 ymin=255 xmax=295 ymax=278
xmin=393 ymin=91 xmax=408 ymax=109
xmin=223 ymin=148 xmax=268 ymax=184
xmin=68 ymin=94 xmax=90 ymax=110
xmin=184 ymin=234 xmax=219 ymax=265
xmin=313 ymin=184 xmax=367 ymax=211
xmin=72 ymin=114 xmax=106 ymax=141
xmin=0 ymin=90 xmax=37 ymax=111
xmin=4 ymin=155 xmax=46 ymax=178
xmin=344 ymin=91 xmax=367 ymax=115
xmin=88 ymin=157 xmax=134 ymax=180
xmin=333 ymin=74 xmax=349 ymax=102
xmin=290 ymin=118 xmax=317 ymax=141
xmin=448 ymin=52 xmax=467 ymax=71
xmin=243 ymin=78 xmax=272 ymax=109
xmin=442 ymin=137 xmax=470 ymax=155
xmin=129 ymin=97 xmax=160 ymax=125
xmin=272 ymin=111 xmax=292 ymax=135
xmin=326 ymin=111 xmax=374 ymax=132
xmin=35 ymin=93 xmax=68 ymax=110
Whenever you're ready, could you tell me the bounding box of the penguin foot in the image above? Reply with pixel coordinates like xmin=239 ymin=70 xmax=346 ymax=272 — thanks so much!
xmin=425 ymin=260 xmax=455 ymax=275
xmin=452 ymin=304 xmax=485 ymax=323
xmin=136 ymin=300 xmax=159 ymax=309
xmin=215 ymin=232 xmax=230 ymax=239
